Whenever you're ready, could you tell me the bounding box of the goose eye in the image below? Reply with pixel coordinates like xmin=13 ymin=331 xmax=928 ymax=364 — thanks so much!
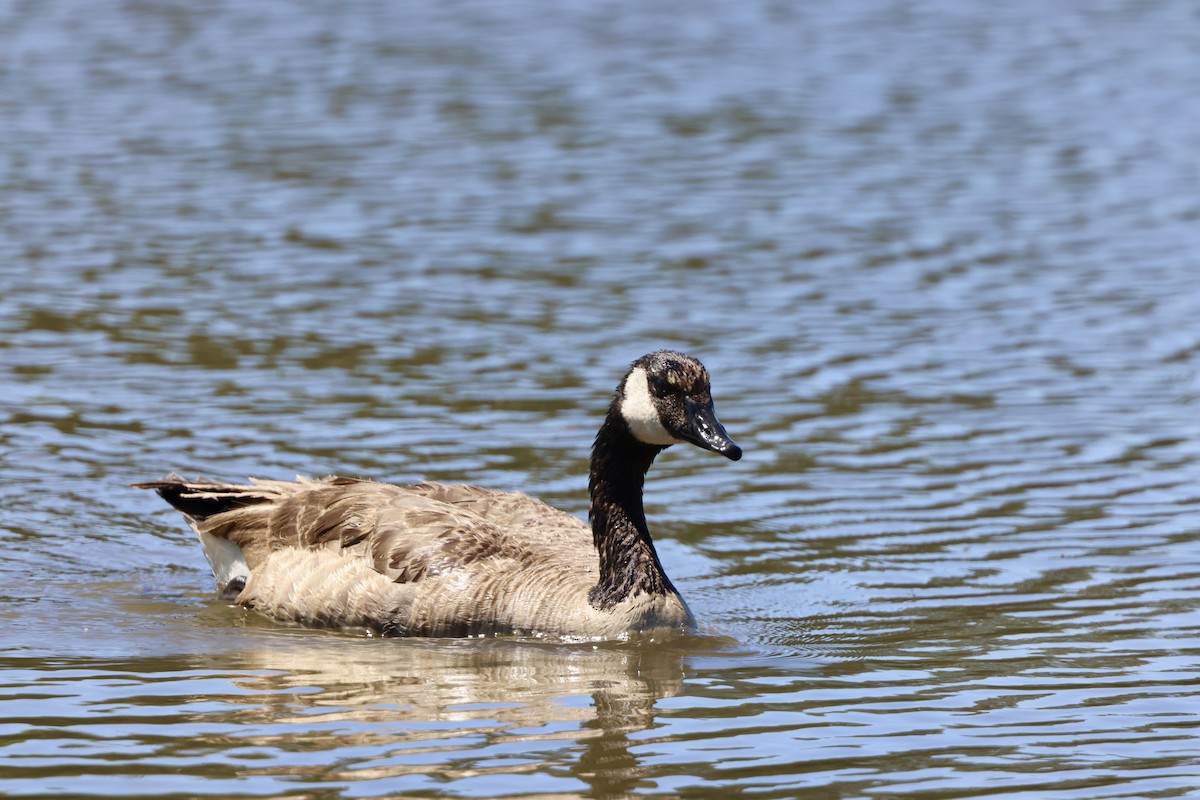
xmin=648 ymin=375 xmax=672 ymax=398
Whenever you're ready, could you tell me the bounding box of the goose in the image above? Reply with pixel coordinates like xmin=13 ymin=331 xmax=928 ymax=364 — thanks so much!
xmin=134 ymin=350 xmax=742 ymax=639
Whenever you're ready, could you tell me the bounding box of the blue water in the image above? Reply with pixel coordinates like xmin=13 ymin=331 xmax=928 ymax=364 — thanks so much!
xmin=3 ymin=1 xmax=1200 ymax=797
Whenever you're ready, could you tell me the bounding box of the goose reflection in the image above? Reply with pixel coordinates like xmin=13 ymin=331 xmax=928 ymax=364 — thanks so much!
xmin=197 ymin=626 xmax=727 ymax=796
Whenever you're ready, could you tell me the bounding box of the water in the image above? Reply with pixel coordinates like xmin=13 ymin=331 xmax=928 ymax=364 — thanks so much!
xmin=3 ymin=0 xmax=1200 ymax=797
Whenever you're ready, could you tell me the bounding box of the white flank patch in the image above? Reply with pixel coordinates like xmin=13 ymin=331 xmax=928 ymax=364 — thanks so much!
xmin=620 ymin=367 xmax=680 ymax=445
xmin=195 ymin=528 xmax=250 ymax=590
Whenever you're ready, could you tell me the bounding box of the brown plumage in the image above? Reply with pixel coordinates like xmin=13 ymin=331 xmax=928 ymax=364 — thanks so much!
xmin=133 ymin=350 xmax=742 ymax=639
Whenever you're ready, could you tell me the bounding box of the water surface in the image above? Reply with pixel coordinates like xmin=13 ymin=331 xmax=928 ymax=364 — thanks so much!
xmin=3 ymin=1 xmax=1200 ymax=798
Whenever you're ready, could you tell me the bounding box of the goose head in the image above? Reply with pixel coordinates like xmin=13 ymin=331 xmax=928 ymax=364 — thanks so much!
xmin=616 ymin=350 xmax=742 ymax=461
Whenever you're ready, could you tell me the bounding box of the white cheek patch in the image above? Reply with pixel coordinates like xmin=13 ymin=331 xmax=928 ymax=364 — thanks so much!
xmin=619 ymin=367 xmax=680 ymax=445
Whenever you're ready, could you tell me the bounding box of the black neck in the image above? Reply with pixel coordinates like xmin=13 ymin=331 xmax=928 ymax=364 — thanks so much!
xmin=587 ymin=412 xmax=677 ymax=610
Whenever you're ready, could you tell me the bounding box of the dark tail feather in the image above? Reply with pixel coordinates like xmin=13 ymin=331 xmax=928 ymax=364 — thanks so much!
xmin=131 ymin=474 xmax=267 ymax=520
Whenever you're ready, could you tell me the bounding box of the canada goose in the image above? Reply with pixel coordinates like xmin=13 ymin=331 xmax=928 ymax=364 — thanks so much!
xmin=134 ymin=350 xmax=742 ymax=639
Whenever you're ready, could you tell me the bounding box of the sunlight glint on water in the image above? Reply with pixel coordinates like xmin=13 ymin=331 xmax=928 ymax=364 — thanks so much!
xmin=2 ymin=1 xmax=1200 ymax=798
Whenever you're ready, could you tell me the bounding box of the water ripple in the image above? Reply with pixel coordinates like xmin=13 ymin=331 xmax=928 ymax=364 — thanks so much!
xmin=4 ymin=0 xmax=1200 ymax=797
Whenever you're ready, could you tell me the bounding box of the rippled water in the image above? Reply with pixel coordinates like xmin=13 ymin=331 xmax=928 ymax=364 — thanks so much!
xmin=4 ymin=0 xmax=1200 ymax=797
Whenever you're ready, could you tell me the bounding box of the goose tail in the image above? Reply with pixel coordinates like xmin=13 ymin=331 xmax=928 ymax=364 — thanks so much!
xmin=131 ymin=473 xmax=260 ymax=596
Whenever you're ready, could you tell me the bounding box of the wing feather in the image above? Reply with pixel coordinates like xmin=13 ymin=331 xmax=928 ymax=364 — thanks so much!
xmin=166 ymin=477 xmax=569 ymax=586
